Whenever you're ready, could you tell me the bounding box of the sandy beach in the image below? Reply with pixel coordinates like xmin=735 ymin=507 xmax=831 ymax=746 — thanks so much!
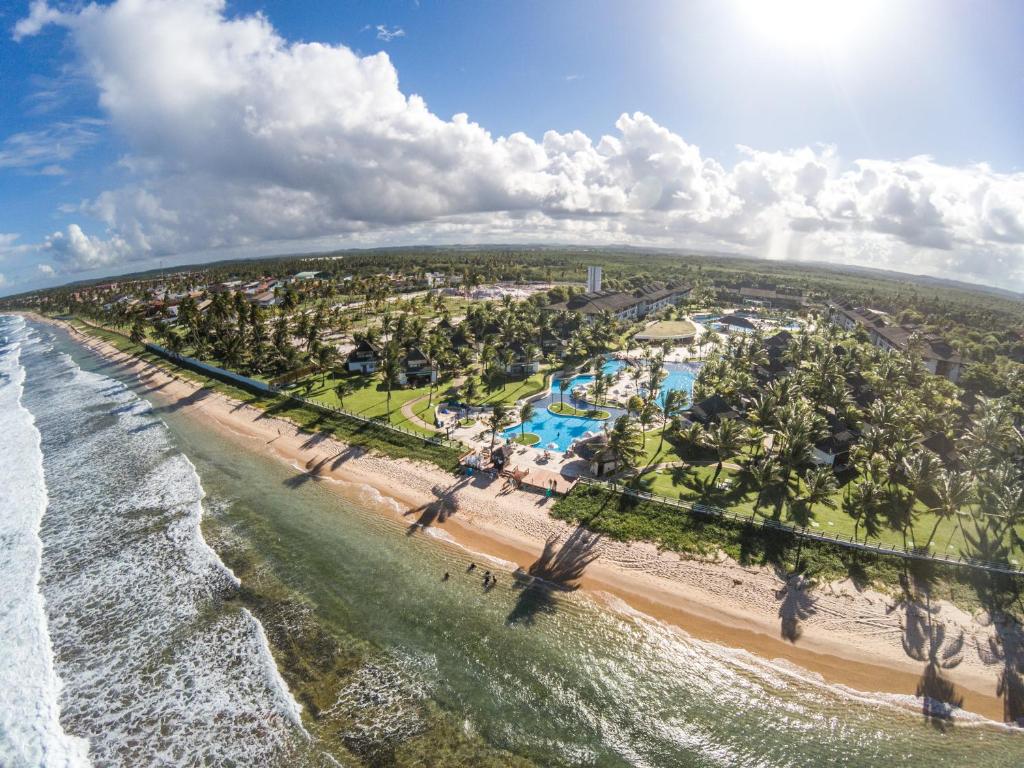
xmin=33 ymin=314 xmax=1018 ymax=724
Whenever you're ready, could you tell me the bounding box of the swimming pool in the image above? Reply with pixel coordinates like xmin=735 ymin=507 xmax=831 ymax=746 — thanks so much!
xmin=655 ymin=362 xmax=701 ymax=408
xmin=502 ymin=358 xmax=627 ymax=451
xmin=502 ymin=358 xmax=701 ymax=452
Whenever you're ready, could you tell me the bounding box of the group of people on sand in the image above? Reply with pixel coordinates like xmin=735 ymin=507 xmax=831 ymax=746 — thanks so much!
xmin=442 ymin=562 xmax=497 ymax=589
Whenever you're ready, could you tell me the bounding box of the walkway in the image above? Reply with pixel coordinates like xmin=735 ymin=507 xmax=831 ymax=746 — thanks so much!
xmin=400 ymin=393 xmax=439 ymax=433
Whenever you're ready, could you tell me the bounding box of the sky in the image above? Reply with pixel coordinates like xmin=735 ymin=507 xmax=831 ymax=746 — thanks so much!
xmin=0 ymin=0 xmax=1022 ymax=296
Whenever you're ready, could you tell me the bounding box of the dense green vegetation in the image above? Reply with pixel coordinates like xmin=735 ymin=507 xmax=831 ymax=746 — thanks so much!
xmin=10 ymin=245 xmax=1024 ymax=575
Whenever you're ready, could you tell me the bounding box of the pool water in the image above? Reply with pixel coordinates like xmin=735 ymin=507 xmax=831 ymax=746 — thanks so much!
xmin=503 ymin=358 xmax=627 ymax=451
xmin=503 ymin=359 xmax=701 ymax=451
xmin=655 ymin=362 xmax=701 ymax=408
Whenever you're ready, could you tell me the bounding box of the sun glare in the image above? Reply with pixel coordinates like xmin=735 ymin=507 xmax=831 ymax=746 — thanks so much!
xmin=737 ymin=0 xmax=880 ymax=53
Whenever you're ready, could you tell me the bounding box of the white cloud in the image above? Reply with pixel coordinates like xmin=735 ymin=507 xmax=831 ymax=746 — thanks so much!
xmin=11 ymin=0 xmax=65 ymax=41
xmin=37 ymin=263 xmax=55 ymax=275
xmin=375 ymin=24 xmax=405 ymax=42
xmin=13 ymin=0 xmax=1024 ymax=288
xmin=0 ymin=119 xmax=102 ymax=171
xmin=0 ymin=273 xmax=6 ymax=288
xmin=43 ymin=224 xmax=132 ymax=269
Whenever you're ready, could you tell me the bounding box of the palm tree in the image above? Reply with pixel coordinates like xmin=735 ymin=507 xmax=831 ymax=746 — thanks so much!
xmin=748 ymin=456 xmax=780 ymax=513
xmin=488 ymin=403 xmax=508 ymax=455
xmin=745 ymin=425 xmax=766 ymax=461
xmin=334 ymin=378 xmax=353 ymax=410
xmin=316 ymin=344 xmax=336 ymax=386
xmin=924 ymin=469 xmax=974 ymax=552
xmin=608 ymin=415 xmax=645 ymax=471
xmin=130 ymin=318 xmax=146 ymax=345
xmin=558 ymin=375 xmax=570 ymax=409
xmin=463 ymin=376 xmax=479 ymax=407
xmin=518 ymin=401 xmax=535 ymax=440
xmin=703 ymin=418 xmax=743 ymax=483
xmin=499 ymin=348 xmax=515 ymax=389
xmin=166 ymin=331 xmax=185 ymax=359
xmin=902 ymin=451 xmax=938 ymax=547
xmin=379 ymin=341 xmax=401 ymax=422
xmin=800 ymin=466 xmax=839 ymax=514
xmin=638 ymin=400 xmax=660 ymax=451
xmin=659 ymin=389 xmax=688 ymax=454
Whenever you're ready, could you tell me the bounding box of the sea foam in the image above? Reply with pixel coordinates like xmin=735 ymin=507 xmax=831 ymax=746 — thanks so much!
xmin=0 ymin=315 xmax=91 ymax=767
xmin=12 ymin=319 xmax=311 ymax=766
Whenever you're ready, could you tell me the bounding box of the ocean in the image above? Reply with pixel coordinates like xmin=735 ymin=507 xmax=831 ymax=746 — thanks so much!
xmin=2 ymin=313 xmax=1023 ymax=767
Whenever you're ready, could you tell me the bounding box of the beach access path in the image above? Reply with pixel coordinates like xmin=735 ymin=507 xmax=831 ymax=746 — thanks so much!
xmin=30 ymin=312 xmax=1017 ymax=724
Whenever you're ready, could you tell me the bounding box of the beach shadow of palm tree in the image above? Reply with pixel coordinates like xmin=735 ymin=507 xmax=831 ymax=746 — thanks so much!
xmin=149 ymin=386 xmax=212 ymax=414
xmin=301 ymin=429 xmax=332 ymax=450
xmin=893 ymin=585 xmax=966 ymax=728
xmin=775 ymin=571 xmax=818 ymax=642
xmin=330 ymin=444 xmax=367 ymax=469
xmin=405 ymin=479 xmax=468 ymax=533
xmin=507 ymin=527 xmax=601 ymax=626
xmin=283 ymin=451 xmax=338 ymax=488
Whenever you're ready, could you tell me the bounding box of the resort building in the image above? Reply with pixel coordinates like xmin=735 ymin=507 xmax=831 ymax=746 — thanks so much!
xmin=811 ymin=418 xmax=858 ymax=468
xmin=546 ymin=283 xmax=691 ymax=322
xmin=503 ymin=342 xmax=542 ymax=375
xmin=739 ymin=287 xmax=807 ymax=308
xmin=827 ymin=303 xmax=963 ymax=383
xmin=574 ymin=434 xmax=620 ymax=477
xmin=398 ymin=346 xmax=438 ymax=386
xmin=346 ymin=339 xmax=381 ymax=373
xmin=686 ymin=394 xmax=738 ymax=425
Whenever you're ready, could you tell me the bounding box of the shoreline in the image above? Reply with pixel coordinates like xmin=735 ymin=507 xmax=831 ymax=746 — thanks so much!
xmin=27 ymin=313 xmax=1015 ymax=725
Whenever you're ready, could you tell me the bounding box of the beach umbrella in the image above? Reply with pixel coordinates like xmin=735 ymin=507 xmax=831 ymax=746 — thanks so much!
xmin=546 ymin=442 xmax=559 ymax=450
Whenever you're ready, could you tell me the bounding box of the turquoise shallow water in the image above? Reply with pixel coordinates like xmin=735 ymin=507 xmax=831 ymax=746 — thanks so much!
xmin=15 ymin=319 xmax=1024 ymax=767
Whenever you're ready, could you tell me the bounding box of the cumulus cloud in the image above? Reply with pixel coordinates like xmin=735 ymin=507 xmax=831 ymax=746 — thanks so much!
xmin=43 ymin=224 xmax=132 ymax=269
xmin=37 ymin=263 xmax=55 ymax=275
xmin=14 ymin=0 xmax=1024 ymax=288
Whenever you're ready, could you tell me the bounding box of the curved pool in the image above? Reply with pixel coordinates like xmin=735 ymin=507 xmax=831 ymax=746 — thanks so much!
xmin=503 ymin=359 xmax=701 ymax=452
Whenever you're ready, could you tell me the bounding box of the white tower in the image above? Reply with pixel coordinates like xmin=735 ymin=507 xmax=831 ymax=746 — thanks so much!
xmin=586 ymin=265 xmax=602 ymax=293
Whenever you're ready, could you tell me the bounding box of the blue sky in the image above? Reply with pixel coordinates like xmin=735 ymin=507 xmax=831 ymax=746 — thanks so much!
xmin=1 ymin=0 xmax=1023 ymax=295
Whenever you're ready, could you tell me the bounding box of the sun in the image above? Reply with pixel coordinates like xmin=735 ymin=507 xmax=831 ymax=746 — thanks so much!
xmin=736 ymin=0 xmax=880 ymax=53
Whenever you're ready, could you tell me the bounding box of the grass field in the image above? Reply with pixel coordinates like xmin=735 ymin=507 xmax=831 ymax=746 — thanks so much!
xmin=548 ymin=402 xmax=611 ymax=419
xmin=63 ymin=318 xmax=461 ymax=467
xmin=636 ymin=319 xmax=697 ymax=340
xmin=631 ymin=464 xmax=1023 ymax=561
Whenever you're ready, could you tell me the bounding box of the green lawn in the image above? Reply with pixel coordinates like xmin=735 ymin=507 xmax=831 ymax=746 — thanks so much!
xmin=64 ymin=318 xmax=460 ymax=465
xmin=630 ymin=464 xmax=1023 ymax=560
xmin=548 ymin=402 xmax=610 ymax=419
xmin=512 ymin=432 xmax=540 ymax=446
xmin=475 ymin=369 xmax=549 ymax=407
xmin=292 ymin=371 xmax=442 ymax=436
xmin=636 ymin=319 xmax=697 ymax=340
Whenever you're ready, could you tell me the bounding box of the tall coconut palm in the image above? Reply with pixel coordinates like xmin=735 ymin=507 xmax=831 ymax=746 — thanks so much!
xmin=334 ymin=378 xmax=353 ymax=410
xmin=379 ymin=341 xmax=401 ymax=423
xmin=902 ymin=451 xmax=938 ymax=547
xmin=924 ymin=469 xmax=973 ymax=552
xmin=488 ymin=403 xmax=508 ymax=455
xmin=558 ymin=375 xmax=571 ymax=408
xmin=518 ymin=401 xmax=535 ymax=440
xmin=748 ymin=456 xmax=780 ymax=513
xmin=608 ymin=415 xmax=645 ymax=471
xmin=703 ymin=418 xmax=743 ymax=483
xmin=660 ymin=389 xmax=689 ymax=454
